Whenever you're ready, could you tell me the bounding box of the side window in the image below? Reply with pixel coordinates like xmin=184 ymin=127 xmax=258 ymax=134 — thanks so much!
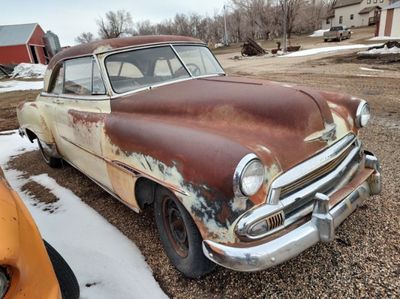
xmin=92 ymin=61 xmax=106 ymax=95
xmin=64 ymin=57 xmax=106 ymax=96
xmin=64 ymin=57 xmax=92 ymax=95
xmin=50 ymin=65 xmax=64 ymax=94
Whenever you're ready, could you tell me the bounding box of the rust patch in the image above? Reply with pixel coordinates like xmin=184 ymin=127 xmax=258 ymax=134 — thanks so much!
xmin=68 ymin=109 xmax=106 ymax=126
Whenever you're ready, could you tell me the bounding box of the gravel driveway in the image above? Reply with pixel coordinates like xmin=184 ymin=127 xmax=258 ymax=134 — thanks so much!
xmin=4 ymin=51 xmax=399 ymax=298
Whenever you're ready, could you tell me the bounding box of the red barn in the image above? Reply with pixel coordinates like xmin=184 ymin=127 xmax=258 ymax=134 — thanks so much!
xmin=0 ymin=23 xmax=47 ymax=65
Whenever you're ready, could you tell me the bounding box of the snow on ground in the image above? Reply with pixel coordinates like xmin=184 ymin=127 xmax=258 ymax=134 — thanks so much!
xmin=358 ymin=45 xmax=400 ymax=55
xmin=0 ymin=131 xmax=167 ymax=299
xmin=283 ymin=44 xmax=381 ymax=57
xmin=369 ymin=36 xmax=400 ymax=41
xmin=359 ymin=67 xmax=384 ymax=72
xmin=309 ymin=29 xmax=329 ymax=37
xmin=0 ymin=80 xmax=43 ymax=93
xmin=12 ymin=63 xmax=46 ymax=78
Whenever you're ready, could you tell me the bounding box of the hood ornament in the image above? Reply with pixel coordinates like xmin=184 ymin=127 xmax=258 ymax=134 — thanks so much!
xmin=305 ymin=123 xmax=337 ymax=143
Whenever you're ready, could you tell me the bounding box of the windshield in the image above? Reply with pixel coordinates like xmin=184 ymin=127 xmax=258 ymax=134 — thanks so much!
xmin=105 ymin=46 xmax=190 ymax=94
xmin=173 ymin=45 xmax=224 ymax=77
xmin=105 ymin=45 xmax=224 ymax=94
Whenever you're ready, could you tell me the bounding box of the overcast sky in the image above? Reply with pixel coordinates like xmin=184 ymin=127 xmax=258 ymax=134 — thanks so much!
xmin=2 ymin=0 xmax=227 ymax=46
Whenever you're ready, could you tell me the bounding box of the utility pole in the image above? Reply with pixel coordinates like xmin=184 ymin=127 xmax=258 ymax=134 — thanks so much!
xmin=282 ymin=0 xmax=288 ymax=53
xmin=223 ymin=4 xmax=229 ymax=46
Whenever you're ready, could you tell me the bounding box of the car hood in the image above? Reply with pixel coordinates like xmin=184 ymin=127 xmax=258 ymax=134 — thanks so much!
xmin=110 ymin=76 xmax=350 ymax=172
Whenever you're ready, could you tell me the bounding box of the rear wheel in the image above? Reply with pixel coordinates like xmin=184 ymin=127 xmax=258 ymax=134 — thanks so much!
xmin=154 ymin=187 xmax=216 ymax=278
xmin=38 ymin=140 xmax=62 ymax=168
xmin=44 ymin=240 xmax=80 ymax=299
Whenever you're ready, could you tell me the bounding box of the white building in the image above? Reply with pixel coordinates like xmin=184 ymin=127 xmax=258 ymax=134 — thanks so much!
xmin=322 ymin=0 xmax=391 ymax=29
xmin=377 ymin=1 xmax=400 ymax=38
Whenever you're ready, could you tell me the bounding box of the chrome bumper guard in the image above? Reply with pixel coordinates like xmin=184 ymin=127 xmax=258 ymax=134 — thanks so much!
xmin=202 ymin=153 xmax=381 ymax=272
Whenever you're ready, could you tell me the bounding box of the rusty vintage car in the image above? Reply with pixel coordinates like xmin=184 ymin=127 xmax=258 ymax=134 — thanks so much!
xmin=17 ymin=35 xmax=381 ymax=278
xmin=0 ymin=167 xmax=79 ymax=299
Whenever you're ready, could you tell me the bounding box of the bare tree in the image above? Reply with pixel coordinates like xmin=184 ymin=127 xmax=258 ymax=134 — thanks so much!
xmin=279 ymin=0 xmax=302 ymax=38
xmin=135 ymin=20 xmax=156 ymax=35
xmin=174 ymin=14 xmax=192 ymax=36
xmin=97 ymin=10 xmax=133 ymax=39
xmin=75 ymin=32 xmax=95 ymax=44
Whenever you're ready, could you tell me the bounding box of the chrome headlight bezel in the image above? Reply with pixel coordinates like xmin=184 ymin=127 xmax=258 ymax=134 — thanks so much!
xmin=356 ymin=100 xmax=371 ymax=128
xmin=0 ymin=267 xmax=9 ymax=299
xmin=233 ymin=154 xmax=265 ymax=197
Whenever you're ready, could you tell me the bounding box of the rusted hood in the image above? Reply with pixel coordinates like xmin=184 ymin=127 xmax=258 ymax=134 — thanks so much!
xmin=109 ymin=76 xmax=342 ymax=172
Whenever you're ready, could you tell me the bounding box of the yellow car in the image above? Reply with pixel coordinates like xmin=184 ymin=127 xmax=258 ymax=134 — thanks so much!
xmin=0 ymin=167 xmax=79 ymax=299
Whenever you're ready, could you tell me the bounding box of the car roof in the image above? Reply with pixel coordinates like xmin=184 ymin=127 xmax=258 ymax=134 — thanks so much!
xmin=48 ymin=35 xmax=204 ymax=70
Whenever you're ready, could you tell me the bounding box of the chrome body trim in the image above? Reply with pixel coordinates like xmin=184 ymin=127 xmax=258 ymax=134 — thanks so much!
xmin=203 ymin=157 xmax=381 ymax=271
xmin=236 ymin=134 xmax=359 ymax=239
xmin=40 ymin=92 xmax=110 ymax=101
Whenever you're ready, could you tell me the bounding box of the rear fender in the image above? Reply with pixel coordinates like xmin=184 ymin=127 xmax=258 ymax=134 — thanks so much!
xmin=16 ymin=101 xmax=54 ymax=144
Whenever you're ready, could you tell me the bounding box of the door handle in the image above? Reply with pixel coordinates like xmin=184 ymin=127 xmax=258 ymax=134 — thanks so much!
xmin=53 ymin=99 xmax=64 ymax=105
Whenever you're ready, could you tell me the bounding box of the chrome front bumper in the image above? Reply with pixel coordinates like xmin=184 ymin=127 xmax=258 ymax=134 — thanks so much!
xmin=202 ymin=154 xmax=381 ymax=271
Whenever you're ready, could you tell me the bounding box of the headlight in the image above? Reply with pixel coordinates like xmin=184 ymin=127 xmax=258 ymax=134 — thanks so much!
xmin=0 ymin=267 xmax=9 ymax=298
xmin=234 ymin=154 xmax=265 ymax=197
xmin=356 ymin=100 xmax=371 ymax=128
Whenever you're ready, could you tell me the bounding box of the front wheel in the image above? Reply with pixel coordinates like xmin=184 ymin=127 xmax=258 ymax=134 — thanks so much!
xmin=154 ymin=187 xmax=216 ymax=278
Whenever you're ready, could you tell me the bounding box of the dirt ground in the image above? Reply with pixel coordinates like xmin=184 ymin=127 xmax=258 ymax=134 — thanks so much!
xmin=212 ymin=26 xmax=380 ymax=55
xmin=1 ymin=30 xmax=399 ymax=298
xmin=0 ymin=89 xmax=39 ymax=131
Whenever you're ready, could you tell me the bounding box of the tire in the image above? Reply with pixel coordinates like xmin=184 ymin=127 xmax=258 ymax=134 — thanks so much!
xmin=38 ymin=140 xmax=62 ymax=168
xmin=154 ymin=187 xmax=216 ymax=278
xmin=44 ymin=240 xmax=80 ymax=299
xmin=324 ymin=39 xmax=328 ymax=42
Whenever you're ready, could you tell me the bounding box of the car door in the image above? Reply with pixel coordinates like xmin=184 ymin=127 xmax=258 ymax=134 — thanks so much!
xmin=52 ymin=56 xmax=114 ymax=190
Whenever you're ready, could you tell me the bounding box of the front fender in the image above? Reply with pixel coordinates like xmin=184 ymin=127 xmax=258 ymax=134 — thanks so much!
xmin=103 ymin=114 xmax=259 ymax=243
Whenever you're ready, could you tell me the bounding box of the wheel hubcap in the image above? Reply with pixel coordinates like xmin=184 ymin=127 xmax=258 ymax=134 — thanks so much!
xmin=162 ymin=196 xmax=189 ymax=257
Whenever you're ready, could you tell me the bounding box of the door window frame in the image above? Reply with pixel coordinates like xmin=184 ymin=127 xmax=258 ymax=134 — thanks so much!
xmin=43 ymin=55 xmax=109 ymax=101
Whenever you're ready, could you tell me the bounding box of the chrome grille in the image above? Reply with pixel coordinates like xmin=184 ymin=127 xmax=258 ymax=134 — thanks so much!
xmin=265 ymin=211 xmax=285 ymax=231
xmin=280 ymin=144 xmax=354 ymax=198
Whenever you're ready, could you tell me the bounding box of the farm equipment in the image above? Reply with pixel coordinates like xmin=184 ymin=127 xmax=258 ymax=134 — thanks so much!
xmin=241 ymin=38 xmax=267 ymax=56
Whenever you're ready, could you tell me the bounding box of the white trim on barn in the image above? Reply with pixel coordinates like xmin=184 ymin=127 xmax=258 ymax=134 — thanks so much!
xmin=377 ymin=1 xmax=400 ymax=38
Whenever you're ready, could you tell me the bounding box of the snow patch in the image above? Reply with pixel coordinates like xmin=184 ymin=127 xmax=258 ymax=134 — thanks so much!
xmin=309 ymin=29 xmax=329 ymax=37
xmin=0 ymin=131 xmax=167 ymax=299
xmin=12 ymin=63 xmax=47 ymax=78
xmin=359 ymin=67 xmax=384 ymax=72
xmin=358 ymin=45 xmax=400 ymax=55
xmin=283 ymin=44 xmax=382 ymax=57
xmin=0 ymin=80 xmax=43 ymax=93
xmin=369 ymin=36 xmax=400 ymax=41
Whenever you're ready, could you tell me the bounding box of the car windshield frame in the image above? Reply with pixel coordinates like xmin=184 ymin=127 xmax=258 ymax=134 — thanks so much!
xmin=104 ymin=43 xmax=225 ymax=95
